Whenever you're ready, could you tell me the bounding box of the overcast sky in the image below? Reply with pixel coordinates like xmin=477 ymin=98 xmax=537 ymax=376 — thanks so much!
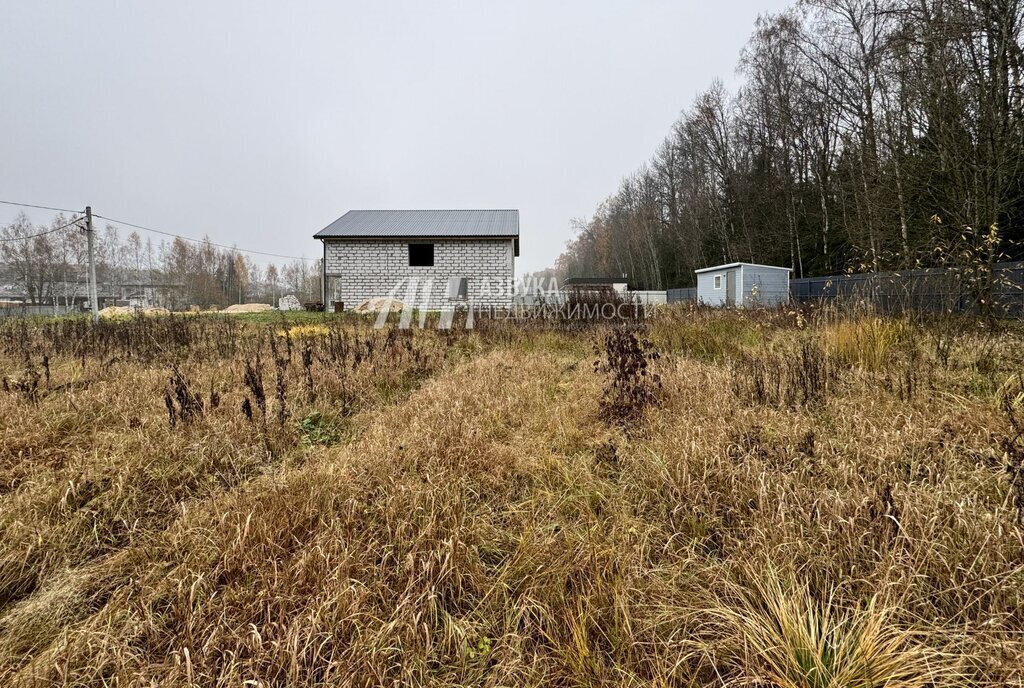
xmin=1 ymin=0 xmax=790 ymax=274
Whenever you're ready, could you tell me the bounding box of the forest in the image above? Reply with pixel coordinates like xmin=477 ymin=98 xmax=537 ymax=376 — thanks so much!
xmin=555 ymin=0 xmax=1024 ymax=289
xmin=0 ymin=212 xmax=321 ymax=309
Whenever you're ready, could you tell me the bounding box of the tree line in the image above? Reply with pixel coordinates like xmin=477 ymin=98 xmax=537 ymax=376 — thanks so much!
xmin=0 ymin=212 xmax=321 ymax=309
xmin=555 ymin=0 xmax=1024 ymax=289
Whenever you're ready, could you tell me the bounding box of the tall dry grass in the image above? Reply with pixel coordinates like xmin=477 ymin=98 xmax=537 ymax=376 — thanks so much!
xmin=0 ymin=309 xmax=1021 ymax=685
xmin=714 ymin=570 xmax=944 ymax=688
xmin=826 ymin=317 xmax=909 ymax=370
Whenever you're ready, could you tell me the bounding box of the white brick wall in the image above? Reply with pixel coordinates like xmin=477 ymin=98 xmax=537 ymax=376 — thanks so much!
xmin=324 ymin=238 xmax=515 ymax=309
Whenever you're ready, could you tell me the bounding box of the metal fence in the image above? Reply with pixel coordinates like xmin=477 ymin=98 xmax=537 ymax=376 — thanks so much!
xmin=631 ymin=290 xmax=668 ymax=305
xmin=790 ymin=262 xmax=1024 ymax=317
xmin=0 ymin=304 xmax=78 ymax=318
xmin=666 ymin=287 xmax=697 ymax=304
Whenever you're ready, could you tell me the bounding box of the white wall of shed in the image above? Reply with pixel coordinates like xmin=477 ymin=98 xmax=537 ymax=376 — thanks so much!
xmin=696 ymin=268 xmax=736 ymax=306
xmin=741 ymin=266 xmax=790 ymax=306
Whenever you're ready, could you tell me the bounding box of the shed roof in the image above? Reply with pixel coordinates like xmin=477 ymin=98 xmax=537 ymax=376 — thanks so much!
xmin=694 ymin=262 xmax=792 ymax=274
xmin=314 ymin=209 xmax=519 ymax=239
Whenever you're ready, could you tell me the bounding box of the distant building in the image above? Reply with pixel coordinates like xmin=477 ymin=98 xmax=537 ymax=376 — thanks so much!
xmin=561 ymin=277 xmax=629 ymax=294
xmin=314 ymin=210 xmax=519 ymax=311
xmin=0 ymin=279 xmax=182 ymax=310
xmin=695 ymin=262 xmax=791 ymax=307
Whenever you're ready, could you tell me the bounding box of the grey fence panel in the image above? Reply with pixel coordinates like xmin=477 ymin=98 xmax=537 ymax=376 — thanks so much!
xmin=994 ymin=263 xmax=1024 ymax=317
xmin=666 ymin=288 xmax=696 ymax=304
xmin=0 ymin=304 xmax=77 ymax=318
xmin=790 ymin=262 xmax=1024 ymax=317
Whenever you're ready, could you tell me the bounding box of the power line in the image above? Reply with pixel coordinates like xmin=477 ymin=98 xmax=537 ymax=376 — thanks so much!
xmin=93 ymin=213 xmax=317 ymax=262
xmin=0 ymin=215 xmax=85 ymax=242
xmin=0 ymin=199 xmax=82 ymax=214
xmin=0 ymin=197 xmax=316 ymax=262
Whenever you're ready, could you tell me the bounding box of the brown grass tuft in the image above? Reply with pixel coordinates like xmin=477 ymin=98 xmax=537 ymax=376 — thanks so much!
xmin=713 ymin=568 xmax=949 ymax=688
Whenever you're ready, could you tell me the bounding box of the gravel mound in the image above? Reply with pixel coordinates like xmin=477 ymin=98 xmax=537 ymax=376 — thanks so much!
xmin=221 ymin=303 xmax=274 ymax=314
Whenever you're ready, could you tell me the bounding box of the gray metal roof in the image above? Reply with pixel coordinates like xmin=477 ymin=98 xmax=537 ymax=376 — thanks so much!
xmin=694 ymin=262 xmax=792 ymax=274
xmin=314 ymin=209 xmax=519 ymax=239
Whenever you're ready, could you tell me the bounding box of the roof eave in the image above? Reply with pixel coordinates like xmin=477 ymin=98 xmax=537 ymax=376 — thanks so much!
xmin=694 ymin=262 xmax=792 ymax=274
xmin=314 ymin=233 xmax=520 ymax=241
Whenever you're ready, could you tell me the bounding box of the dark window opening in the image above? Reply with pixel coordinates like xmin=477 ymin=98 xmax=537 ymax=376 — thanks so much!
xmin=409 ymin=243 xmax=434 ymax=267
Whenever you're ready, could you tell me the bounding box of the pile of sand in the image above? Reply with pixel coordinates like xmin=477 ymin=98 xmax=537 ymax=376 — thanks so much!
xmin=221 ymin=303 xmax=274 ymax=314
xmin=352 ymin=297 xmax=406 ymax=313
xmin=98 ymin=306 xmax=135 ymax=318
xmin=99 ymin=306 xmax=173 ymax=318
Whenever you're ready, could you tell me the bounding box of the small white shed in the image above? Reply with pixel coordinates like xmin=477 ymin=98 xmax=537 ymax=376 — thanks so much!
xmin=695 ymin=262 xmax=792 ymax=307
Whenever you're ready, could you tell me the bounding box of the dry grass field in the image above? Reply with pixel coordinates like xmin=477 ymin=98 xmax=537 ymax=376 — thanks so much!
xmin=1 ymin=306 xmax=1023 ymax=687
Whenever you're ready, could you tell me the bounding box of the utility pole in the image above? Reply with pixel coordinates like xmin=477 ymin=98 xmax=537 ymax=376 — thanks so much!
xmin=85 ymin=206 xmax=99 ymax=322
xmin=322 ymin=241 xmax=328 ymax=313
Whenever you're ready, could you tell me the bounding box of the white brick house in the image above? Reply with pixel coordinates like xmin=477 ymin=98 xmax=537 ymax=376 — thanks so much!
xmin=314 ymin=209 xmax=519 ymax=311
